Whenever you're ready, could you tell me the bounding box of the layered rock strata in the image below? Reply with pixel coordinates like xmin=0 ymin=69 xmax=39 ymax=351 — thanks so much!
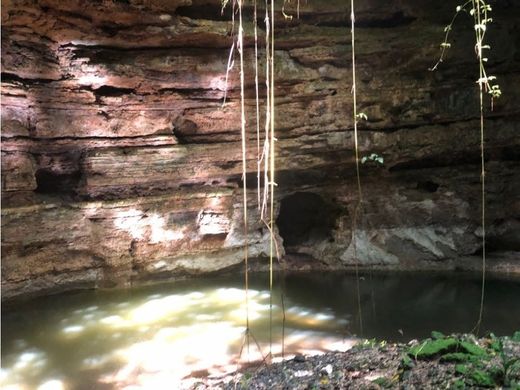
xmin=2 ymin=0 xmax=519 ymax=299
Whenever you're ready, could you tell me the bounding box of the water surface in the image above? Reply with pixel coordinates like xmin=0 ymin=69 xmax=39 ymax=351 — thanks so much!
xmin=2 ymin=271 xmax=520 ymax=389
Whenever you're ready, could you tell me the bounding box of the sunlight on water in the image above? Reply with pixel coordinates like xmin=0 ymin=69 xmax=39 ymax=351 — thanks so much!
xmin=1 ymin=281 xmax=352 ymax=389
xmin=2 ymin=272 xmax=519 ymax=389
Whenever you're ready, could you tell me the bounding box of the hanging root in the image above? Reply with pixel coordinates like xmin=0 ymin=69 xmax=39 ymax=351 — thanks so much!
xmin=429 ymin=0 xmax=500 ymax=335
xmin=254 ymin=0 xmax=262 ymax=209
xmin=350 ymin=0 xmax=364 ymax=335
xmin=472 ymin=0 xmax=488 ymax=336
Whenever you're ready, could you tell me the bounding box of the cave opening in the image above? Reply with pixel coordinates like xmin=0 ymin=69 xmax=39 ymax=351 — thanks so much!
xmin=276 ymin=192 xmax=338 ymax=251
xmin=35 ymin=169 xmax=81 ymax=195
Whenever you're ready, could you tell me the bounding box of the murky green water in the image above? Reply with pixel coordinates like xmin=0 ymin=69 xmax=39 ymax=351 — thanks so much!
xmin=2 ymin=271 xmax=520 ymax=389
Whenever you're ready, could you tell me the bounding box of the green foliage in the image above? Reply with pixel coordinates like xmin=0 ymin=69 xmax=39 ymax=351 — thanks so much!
xmin=238 ymin=372 xmax=253 ymax=389
xmin=489 ymin=337 xmax=502 ymax=353
xmin=408 ymin=334 xmax=490 ymax=361
xmin=409 ymin=337 xmax=458 ymax=359
xmin=469 ymin=369 xmax=495 ymax=387
xmin=459 ymin=340 xmax=487 ymax=356
xmin=361 ymin=153 xmax=384 ymax=165
xmin=431 ymin=330 xmax=445 ymax=340
xmin=354 ymin=338 xmax=378 ymax=350
xmin=356 ymin=112 xmax=368 ymax=121
xmin=491 ymin=331 xmax=520 ymax=387
xmin=456 ymin=363 xmax=469 ymax=375
xmin=455 ymin=363 xmax=495 ymax=387
xmin=441 ymin=352 xmax=477 ymax=363
xmin=401 ymin=354 xmax=414 ymax=369
xmin=403 ymin=332 xmax=520 ymax=388
xmin=431 ymin=0 xmax=501 ymax=102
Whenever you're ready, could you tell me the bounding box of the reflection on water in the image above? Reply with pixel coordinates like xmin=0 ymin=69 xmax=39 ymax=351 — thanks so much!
xmin=2 ymin=272 xmax=520 ymax=389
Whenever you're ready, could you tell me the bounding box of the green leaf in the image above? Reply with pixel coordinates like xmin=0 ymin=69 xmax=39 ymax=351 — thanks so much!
xmin=441 ymin=352 xmax=472 ymax=362
xmin=459 ymin=341 xmax=488 ymax=357
xmin=456 ymin=364 xmax=469 ymax=375
xmin=431 ymin=331 xmax=445 ymax=339
xmin=409 ymin=338 xmax=458 ymax=359
xmin=356 ymin=112 xmax=368 ymax=121
xmin=489 ymin=339 xmax=502 ymax=353
xmin=401 ymin=354 xmax=414 ymax=369
xmin=470 ymin=370 xmax=495 ymax=387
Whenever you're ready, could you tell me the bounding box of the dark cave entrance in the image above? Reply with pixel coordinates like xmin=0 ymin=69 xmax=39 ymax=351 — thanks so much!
xmin=276 ymin=192 xmax=338 ymax=252
xmin=35 ymin=169 xmax=81 ymax=194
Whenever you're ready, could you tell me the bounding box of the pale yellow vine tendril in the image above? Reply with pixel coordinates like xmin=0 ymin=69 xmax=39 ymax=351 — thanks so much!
xmin=254 ymin=0 xmax=262 ymax=209
xmin=269 ymin=0 xmax=276 ymax=361
xmin=429 ymin=0 xmax=472 ymax=72
xmin=472 ymin=0 xmax=486 ymax=336
xmin=237 ymin=0 xmax=251 ymax=355
xmin=350 ymin=0 xmax=364 ymax=334
xmin=222 ymin=1 xmax=236 ymax=107
xmin=261 ymin=0 xmax=271 ymax=223
xmin=430 ymin=0 xmax=496 ymax=335
xmin=281 ymin=0 xmax=301 ymax=20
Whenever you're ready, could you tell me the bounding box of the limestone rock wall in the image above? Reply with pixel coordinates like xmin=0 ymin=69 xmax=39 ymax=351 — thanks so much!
xmin=2 ymin=0 xmax=519 ymax=300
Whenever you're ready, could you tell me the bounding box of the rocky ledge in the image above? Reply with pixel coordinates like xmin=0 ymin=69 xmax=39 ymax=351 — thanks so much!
xmin=190 ymin=332 xmax=520 ymax=389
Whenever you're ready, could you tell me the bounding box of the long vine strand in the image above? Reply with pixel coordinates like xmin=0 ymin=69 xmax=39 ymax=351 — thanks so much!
xmin=472 ymin=0 xmax=489 ymax=336
xmin=430 ymin=0 xmax=501 ymax=335
xmin=350 ymin=0 xmax=364 ymax=334
xmin=221 ymin=0 xmax=236 ymax=106
xmin=261 ymin=0 xmax=270 ymax=223
xmin=236 ymin=0 xmax=251 ymax=355
xmin=269 ymin=0 xmax=276 ymax=361
xmin=254 ymin=0 xmax=262 ymax=209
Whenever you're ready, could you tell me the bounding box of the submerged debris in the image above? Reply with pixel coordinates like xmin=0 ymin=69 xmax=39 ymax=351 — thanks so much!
xmin=189 ymin=332 xmax=520 ymax=389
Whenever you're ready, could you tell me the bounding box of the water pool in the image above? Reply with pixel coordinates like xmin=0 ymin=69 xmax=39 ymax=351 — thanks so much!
xmin=2 ymin=271 xmax=519 ymax=389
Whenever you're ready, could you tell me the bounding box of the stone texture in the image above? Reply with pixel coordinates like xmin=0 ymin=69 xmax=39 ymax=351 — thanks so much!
xmin=1 ymin=0 xmax=519 ymax=300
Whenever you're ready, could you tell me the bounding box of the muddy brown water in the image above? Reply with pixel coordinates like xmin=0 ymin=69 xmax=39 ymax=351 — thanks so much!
xmin=2 ymin=271 xmax=520 ymax=389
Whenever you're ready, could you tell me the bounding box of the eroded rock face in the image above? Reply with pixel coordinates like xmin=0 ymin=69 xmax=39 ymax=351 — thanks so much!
xmin=2 ymin=0 xmax=519 ymax=300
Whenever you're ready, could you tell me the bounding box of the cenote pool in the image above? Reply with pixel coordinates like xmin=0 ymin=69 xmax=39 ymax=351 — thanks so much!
xmin=2 ymin=271 xmax=520 ymax=389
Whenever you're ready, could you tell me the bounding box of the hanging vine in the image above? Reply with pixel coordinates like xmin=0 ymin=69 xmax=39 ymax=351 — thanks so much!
xmin=430 ymin=0 xmax=501 ymax=335
xmin=254 ymin=0 xmax=262 ymax=209
xmin=268 ymin=0 xmax=276 ymax=360
xmin=238 ymin=0 xmax=252 ymax=359
xmin=349 ymin=0 xmax=365 ymax=334
xmin=222 ymin=0 xmax=278 ymax=364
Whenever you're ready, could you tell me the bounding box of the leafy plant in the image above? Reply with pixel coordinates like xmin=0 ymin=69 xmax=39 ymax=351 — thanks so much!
xmin=430 ymin=1 xmax=501 ymax=102
xmin=361 ymin=153 xmax=384 ymax=165
xmin=401 ymin=333 xmax=520 ymax=388
xmin=430 ymin=0 xmax=503 ymax=336
xmin=409 ymin=337 xmax=459 ymax=359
